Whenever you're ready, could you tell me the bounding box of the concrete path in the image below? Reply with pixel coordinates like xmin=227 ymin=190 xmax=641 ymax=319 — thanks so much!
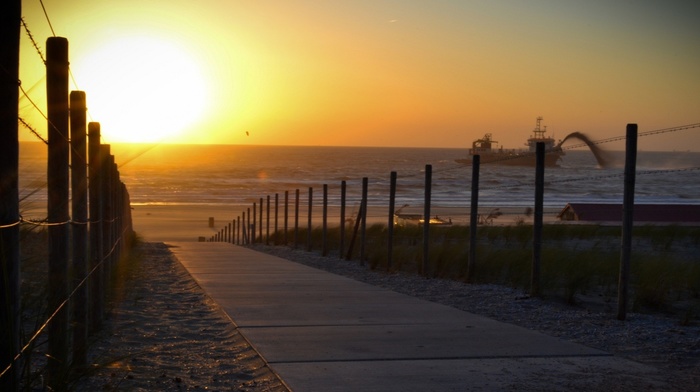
xmin=168 ymin=242 xmax=663 ymax=391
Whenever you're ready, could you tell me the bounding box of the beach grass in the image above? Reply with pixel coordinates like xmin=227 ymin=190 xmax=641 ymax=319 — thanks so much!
xmin=271 ymin=223 xmax=700 ymax=322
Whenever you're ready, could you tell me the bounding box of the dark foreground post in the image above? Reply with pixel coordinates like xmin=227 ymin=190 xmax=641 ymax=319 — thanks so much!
xmin=274 ymin=193 xmax=279 ymax=244
xmin=422 ymin=165 xmax=432 ymax=276
xmin=252 ymin=203 xmax=256 ymax=244
xmin=88 ymin=123 xmax=103 ymax=332
xmin=284 ymin=191 xmax=289 ymax=245
xmin=387 ymin=172 xmax=397 ymax=270
xmin=294 ymin=189 xmax=300 ymax=249
xmin=617 ymin=124 xmax=638 ymax=321
xmin=359 ymin=177 xmax=368 ymax=265
xmin=322 ymin=184 xmax=328 ymax=256
xmin=339 ymin=180 xmax=346 ymax=259
xmin=307 ymin=187 xmax=313 ymax=251
xmin=531 ymin=142 xmax=545 ymax=296
xmin=266 ymin=195 xmax=270 ymax=245
xmin=0 ymin=1 xmax=21 ymax=387
xmin=467 ymin=155 xmax=480 ymax=282
xmin=46 ymin=36 xmax=71 ymax=388
xmin=259 ymin=197 xmax=263 ymax=242
xmin=70 ymin=90 xmax=88 ymax=366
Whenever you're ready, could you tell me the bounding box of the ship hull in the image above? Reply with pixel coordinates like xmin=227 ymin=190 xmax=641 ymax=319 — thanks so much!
xmin=456 ymin=150 xmax=564 ymax=167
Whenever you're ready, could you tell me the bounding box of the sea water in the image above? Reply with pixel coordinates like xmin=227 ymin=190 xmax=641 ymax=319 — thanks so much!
xmin=18 ymin=142 xmax=700 ymax=218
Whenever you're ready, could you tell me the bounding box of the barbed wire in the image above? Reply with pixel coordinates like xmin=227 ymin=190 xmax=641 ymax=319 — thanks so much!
xmin=18 ymin=117 xmax=48 ymax=144
xmin=0 ymin=223 xmax=131 ymax=381
xmin=20 ymin=17 xmax=46 ymax=64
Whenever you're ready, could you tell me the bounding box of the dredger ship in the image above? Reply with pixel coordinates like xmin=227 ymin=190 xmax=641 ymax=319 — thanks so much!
xmin=456 ymin=117 xmax=565 ymax=167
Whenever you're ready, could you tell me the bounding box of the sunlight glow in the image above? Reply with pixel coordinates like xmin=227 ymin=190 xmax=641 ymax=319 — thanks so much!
xmin=74 ymin=36 xmax=209 ymax=143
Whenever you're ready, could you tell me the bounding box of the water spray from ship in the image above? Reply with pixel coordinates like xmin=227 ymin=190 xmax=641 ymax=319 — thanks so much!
xmin=555 ymin=132 xmax=611 ymax=168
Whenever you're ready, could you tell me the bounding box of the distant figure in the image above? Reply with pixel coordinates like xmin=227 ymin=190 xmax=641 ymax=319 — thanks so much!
xmin=246 ymin=131 xmax=249 ymax=136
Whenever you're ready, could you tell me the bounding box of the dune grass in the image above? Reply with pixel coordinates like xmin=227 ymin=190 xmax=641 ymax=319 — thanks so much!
xmin=269 ymin=223 xmax=700 ymax=322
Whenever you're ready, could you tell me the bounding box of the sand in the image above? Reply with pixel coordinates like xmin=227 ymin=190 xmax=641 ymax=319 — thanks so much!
xmin=75 ymin=242 xmax=288 ymax=391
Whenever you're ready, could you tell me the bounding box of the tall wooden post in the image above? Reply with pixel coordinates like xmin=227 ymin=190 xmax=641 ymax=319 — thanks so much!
xmin=617 ymin=124 xmax=638 ymax=321
xmin=307 ymin=187 xmax=313 ymax=251
xmin=0 ymin=0 xmax=21 ymax=388
xmin=531 ymin=142 xmax=545 ymax=297
xmin=46 ymin=37 xmax=71 ymax=387
xmin=467 ymin=155 xmax=480 ymax=282
xmin=294 ymin=189 xmax=300 ymax=249
xmin=100 ymin=145 xmax=113 ymax=294
xmin=387 ymin=172 xmax=397 ymax=270
xmin=359 ymin=177 xmax=368 ymax=265
xmin=88 ymin=124 xmax=103 ymax=331
xmin=284 ymin=191 xmax=289 ymax=245
xmin=70 ymin=91 xmax=88 ymax=366
xmin=274 ymin=193 xmax=279 ymax=245
xmin=259 ymin=197 xmax=263 ymax=242
xmin=266 ymin=195 xmax=270 ymax=245
xmin=339 ymin=180 xmax=346 ymax=259
xmin=322 ymin=184 xmax=328 ymax=256
xmin=252 ymin=202 xmax=257 ymax=244
xmin=422 ymin=165 xmax=432 ymax=276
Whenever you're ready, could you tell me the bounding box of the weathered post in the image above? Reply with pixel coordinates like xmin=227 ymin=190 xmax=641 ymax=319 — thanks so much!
xmin=322 ymin=184 xmax=328 ymax=256
xmin=274 ymin=193 xmax=279 ymax=244
xmin=46 ymin=37 xmax=71 ymax=387
xmin=617 ymin=124 xmax=638 ymax=321
xmin=294 ymin=189 xmax=300 ymax=249
xmin=531 ymin=142 xmax=545 ymax=297
xmin=340 ymin=180 xmax=346 ymax=259
xmin=236 ymin=216 xmax=241 ymax=245
xmin=360 ymin=177 xmax=368 ymax=265
xmin=307 ymin=187 xmax=313 ymax=251
xmin=259 ymin=197 xmax=263 ymax=242
xmin=247 ymin=207 xmax=251 ymax=244
xmin=70 ymin=90 xmax=88 ymax=366
xmin=0 ymin=1 xmax=21 ymax=387
xmin=284 ymin=190 xmax=289 ymax=245
xmin=266 ymin=195 xmax=270 ymax=245
xmin=467 ymin=155 xmax=480 ymax=282
xmin=242 ymin=211 xmax=247 ymax=244
xmin=387 ymin=172 xmax=397 ymax=270
xmin=252 ymin=203 xmax=257 ymax=244
xmin=422 ymin=164 xmax=432 ymax=276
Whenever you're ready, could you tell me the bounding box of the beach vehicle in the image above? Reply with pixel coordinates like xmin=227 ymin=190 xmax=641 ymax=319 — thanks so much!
xmin=456 ymin=117 xmax=565 ymax=166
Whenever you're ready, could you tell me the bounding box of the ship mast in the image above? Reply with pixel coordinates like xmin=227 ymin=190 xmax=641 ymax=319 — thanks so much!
xmin=532 ymin=116 xmax=545 ymax=140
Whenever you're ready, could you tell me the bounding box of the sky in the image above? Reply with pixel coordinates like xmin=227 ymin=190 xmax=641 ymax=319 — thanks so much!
xmin=18 ymin=0 xmax=700 ymax=150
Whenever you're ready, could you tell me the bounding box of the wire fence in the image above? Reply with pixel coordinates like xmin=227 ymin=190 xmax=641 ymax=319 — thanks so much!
xmin=1 ymin=9 xmax=136 ymax=391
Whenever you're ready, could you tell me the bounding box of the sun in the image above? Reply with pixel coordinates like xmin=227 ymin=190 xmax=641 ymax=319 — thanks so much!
xmin=73 ymin=35 xmax=209 ymax=143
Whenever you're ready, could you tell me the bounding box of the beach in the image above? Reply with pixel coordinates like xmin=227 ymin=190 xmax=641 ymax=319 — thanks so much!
xmin=70 ymin=204 xmax=700 ymax=390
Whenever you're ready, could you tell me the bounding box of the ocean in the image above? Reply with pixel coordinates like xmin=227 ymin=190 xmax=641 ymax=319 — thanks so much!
xmin=18 ymin=142 xmax=700 ymax=221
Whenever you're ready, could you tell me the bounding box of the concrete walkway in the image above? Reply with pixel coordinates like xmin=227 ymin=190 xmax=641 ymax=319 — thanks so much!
xmin=168 ymin=242 xmax=662 ymax=391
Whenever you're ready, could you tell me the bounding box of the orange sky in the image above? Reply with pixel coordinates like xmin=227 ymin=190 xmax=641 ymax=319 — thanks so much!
xmin=18 ymin=0 xmax=700 ymax=150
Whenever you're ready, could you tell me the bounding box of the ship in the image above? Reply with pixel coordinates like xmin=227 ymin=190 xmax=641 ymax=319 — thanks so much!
xmin=455 ymin=117 xmax=565 ymax=167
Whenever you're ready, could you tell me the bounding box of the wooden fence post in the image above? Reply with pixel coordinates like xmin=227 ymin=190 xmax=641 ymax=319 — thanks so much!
xmin=284 ymin=191 xmax=289 ymax=245
xmin=259 ymin=197 xmax=263 ymax=242
xmin=0 ymin=0 xmax=21 ymax=387
xmin=531 ymin=142 xmax=545 ymax=296
xmin=70 ymin=90 xmax=88 ymax=366
xmin=294 ymin=189 xmax=300 ymax=249
xmin=307 ymin=187 xmax=313 ymax=251
xmin=266 ymin=195 xmax=270 ymax=245
xmin=237 ymin=216 xmax=241 ymax=244
xmin=340 ymin=180 xmax=346 ymax=259
xmin=274 ymin=193 xmax=279 ymax=245
xmin=467 ymin=155 xmax=480 ymax=282
xmin=617 ymin=124 xmax=638 ymax=321
xmin=360 ymin=177 xmax=368 ymax=265
xmin=387 ymin=172 xmax=397 ymax=270
xmin=46 ymin=36 xmax=71 ymax=387
xmin=88 ymin=124 xmax=103 ymax=331
xmin=322 ymin=184 xmax=328 ymax=256
xmin=252 ymin=203 xmax=256 ymax=244
xmin=422 ymin=165 xmax=432 ymax=276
